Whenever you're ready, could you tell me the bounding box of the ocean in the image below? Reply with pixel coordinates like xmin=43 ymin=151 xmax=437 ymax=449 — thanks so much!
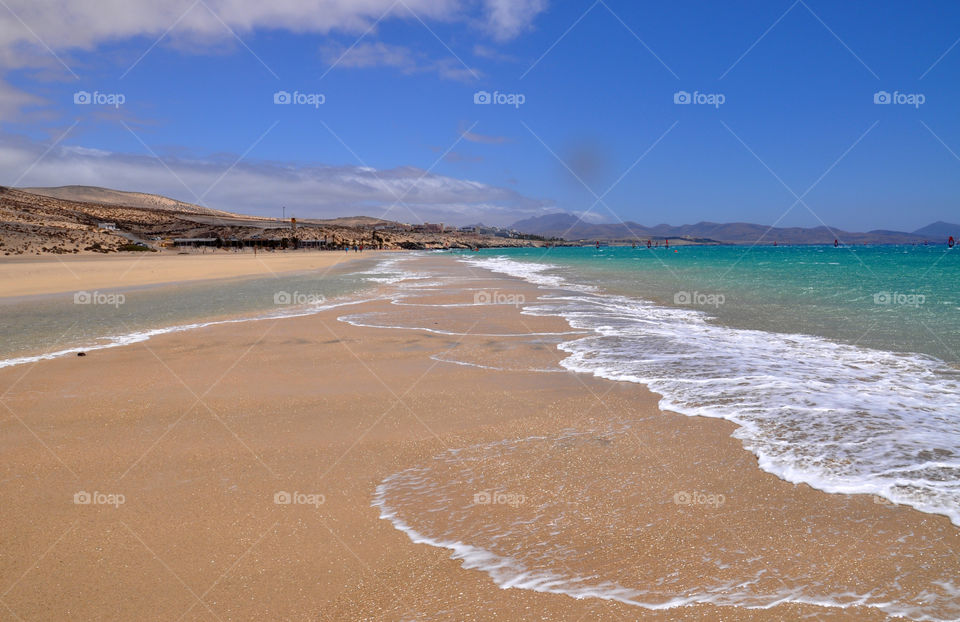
xmin=4 ymin=247 xmax=960 ymax=617
xmin=370 ymin=245 xmax=960 ymax=619
xmin=457 ymin=245 xmax=960 ymax=524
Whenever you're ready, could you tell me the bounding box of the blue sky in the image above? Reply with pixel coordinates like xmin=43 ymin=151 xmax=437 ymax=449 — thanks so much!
xmin=2 ymin=0 xmax=959 ymax=229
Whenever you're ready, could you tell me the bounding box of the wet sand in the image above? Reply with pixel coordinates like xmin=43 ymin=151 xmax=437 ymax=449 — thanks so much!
xmin=0 ymin=250 xmax=382 ymax=297
xmin=0 ymin=254 xmax=956 ymax=620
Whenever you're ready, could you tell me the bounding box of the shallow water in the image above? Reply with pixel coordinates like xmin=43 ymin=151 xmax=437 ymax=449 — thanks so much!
xmin=0 ymin=255 xmax=394 ymax=366
xmin=369 ymin=250 xmax=960 ymax=620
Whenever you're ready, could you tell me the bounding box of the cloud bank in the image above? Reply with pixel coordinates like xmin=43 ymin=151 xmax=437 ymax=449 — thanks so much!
xmin=0 ymin=0 xmax=547 ymax=69
xmin=0 ymin=133 xmax=553 ymax=226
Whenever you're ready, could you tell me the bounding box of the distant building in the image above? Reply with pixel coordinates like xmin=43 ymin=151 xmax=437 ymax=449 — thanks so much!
xmin=97 ymin=222 xmax=117 ymax=231
xmin=418 ymin=223 xmax=444 ymax=233
xmin=173 ymin=237 xmax=217 ymax=247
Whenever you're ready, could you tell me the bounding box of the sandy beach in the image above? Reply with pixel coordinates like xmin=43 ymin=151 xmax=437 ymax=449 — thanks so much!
xmin=0 ymin=253 xmax=956 ymax=620
xmin=0 ymin=251 xmax=383 ymax=297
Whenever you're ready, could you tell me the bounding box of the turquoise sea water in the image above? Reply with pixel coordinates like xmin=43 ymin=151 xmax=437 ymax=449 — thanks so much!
xmin=456 ymin=245 xmax=960 ymax=527
xmin=364 ymin=248 xmax=960 ymax=619
xmin=464 ymin=244 xmax=960 ymax=361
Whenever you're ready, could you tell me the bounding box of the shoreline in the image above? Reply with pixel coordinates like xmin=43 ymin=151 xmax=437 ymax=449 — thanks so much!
xmin=0 ymin=250 xmax=388 ymax=297
xmin=0 ymin=253 xmax=956 ymax=619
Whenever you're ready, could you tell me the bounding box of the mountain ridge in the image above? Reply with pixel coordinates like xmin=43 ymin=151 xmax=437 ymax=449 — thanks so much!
xmin=510 ymin=213 xmax=960 ymax=245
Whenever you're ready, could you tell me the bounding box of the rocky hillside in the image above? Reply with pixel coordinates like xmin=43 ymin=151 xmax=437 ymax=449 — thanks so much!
xmin=21 ymin=185 xmax=236 ymax=217
xmin=0 ymin=187 xmax=548 ymax=255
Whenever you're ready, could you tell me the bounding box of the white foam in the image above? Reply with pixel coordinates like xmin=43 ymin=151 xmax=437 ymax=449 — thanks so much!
xmin=428 ymin=353 xmax=567 ymax=373
xmin=375 ymin=436 xmax=959 ymax=619
xmin=337 ymin=312 xmax=584 ymax=338
xmin=459 ymin=256 xmax=960 ymax=528
xmin=459 ymin=255 xmax=595 ymax=292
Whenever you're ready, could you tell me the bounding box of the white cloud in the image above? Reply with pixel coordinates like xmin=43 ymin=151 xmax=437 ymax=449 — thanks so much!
xmin=460 ymin=123 xmax=511 ymax=144
xmin=482 ymin=0 xmax=548 ymax=40
xmin=0 ymin=78 xmax=44 ymax=118
xmin=320 ymin=41 xmax=478 ymax=81
xmin=0 ymin=0 xmax=546 ymax=69
xmin=0 ymin=133 xmax=552 ymax=226
xmin=472 ymin=44 xmax=518 ymax=63
xmin=0 ymin=1 xmax=453 ymax=63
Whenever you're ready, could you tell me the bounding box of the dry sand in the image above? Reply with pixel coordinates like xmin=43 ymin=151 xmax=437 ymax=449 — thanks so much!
xmin=0 ymin=250 xmax=383 ymax=297
xmin=0 ymin=254 xmax=956 ymax=620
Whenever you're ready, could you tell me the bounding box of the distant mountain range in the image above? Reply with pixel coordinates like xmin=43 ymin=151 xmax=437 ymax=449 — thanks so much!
xmin=510 ymin=213 xmax=960 ymax=245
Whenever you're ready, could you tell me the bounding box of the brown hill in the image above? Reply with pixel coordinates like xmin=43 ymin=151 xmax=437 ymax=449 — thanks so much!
xmin=21 ymin=185 xmax=236 ymax=217
xmin=0 ymin=187 xmax=548 ymax=255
